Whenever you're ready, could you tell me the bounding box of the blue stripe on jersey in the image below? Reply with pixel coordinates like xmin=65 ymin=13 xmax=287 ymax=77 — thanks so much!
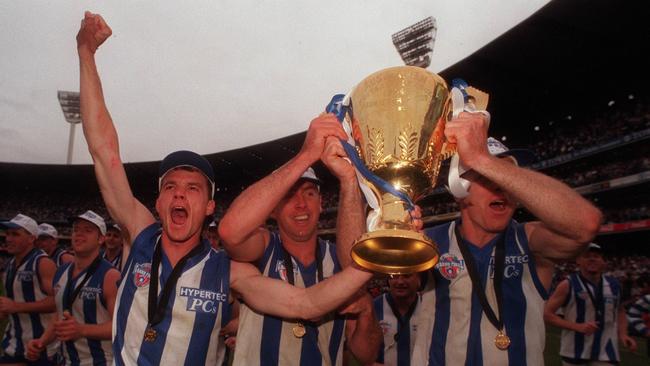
xmin=10 ymin=313 xmax=23 ymax=357
xmin=589 ymin=276 xmax=616 ymax=361
xmin=260 ymin=243 xmax=283 ymax=366
xmin=605 ymin=339 xmax=616 ymax=360
xmin=465 ymin=241 xmax=495 ymax=366
xmin=514 ymin=224 xmax=548 ymax=299
xmin=571 ymin=275 xmax=586 ymax=358
xmin=502 ymin=227 xmax=529 ymax=365
xmin=323 ymin=238 xmax=345 ymax=365
xmin=184 ymin=253 xmax=230 ymax=365
xmin=65 ymin=337 xmax=80 ymax=364
xmin=425 ymin=224 xmax=451 ymax=366
xmin=113 ymin=224 xmax=160 ymax=366
xmin=26 ymin=255 xmax=44 ymax=357
xmin=297 ymin=243 xmax=324 ymax=366
xmin=373 ymin=297 xmax=385 ymax=364
xmin=328 ymin=310 xmax=345 ymax=366
xmin=300 ymin=327 xmax=322 ymax=366
xmin=84 ymin=274 xmax=107 ymax=366
xmin=396 ymin=316 xmax=410 ymax=366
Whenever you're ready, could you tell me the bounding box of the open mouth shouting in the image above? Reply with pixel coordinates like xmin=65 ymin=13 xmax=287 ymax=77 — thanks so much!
xmin=488 ymin=198 xmax=509 ymax=213
xmin=171 ymin=206 xmax=189 ymax=226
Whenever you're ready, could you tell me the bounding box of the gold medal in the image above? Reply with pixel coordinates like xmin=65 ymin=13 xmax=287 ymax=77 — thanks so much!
xmin=292 ymin=323 xmax=306 ymax=338
xmin=494 ymin=330 xmax=510 ymax=350
xmin=144 ymin=327 xmax=157 ymax=342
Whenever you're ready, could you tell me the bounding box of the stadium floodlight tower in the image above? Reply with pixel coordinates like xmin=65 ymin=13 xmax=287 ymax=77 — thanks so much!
xmin=57 ymin=90 xmax=81 ymax=164
xmin=392 ymin=16 xmax=437 ymax=68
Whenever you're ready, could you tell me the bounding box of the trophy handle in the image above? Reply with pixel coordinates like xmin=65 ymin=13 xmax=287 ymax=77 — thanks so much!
xmin=446 ymin=80 xmax=491 ymax=198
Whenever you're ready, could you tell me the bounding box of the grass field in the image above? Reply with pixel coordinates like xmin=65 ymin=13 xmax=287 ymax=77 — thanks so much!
xmin=544 ymin=325 xmax=649 ymax=365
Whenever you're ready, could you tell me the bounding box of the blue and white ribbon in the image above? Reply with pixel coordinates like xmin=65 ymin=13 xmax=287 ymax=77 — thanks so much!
xmin=325 ymin=94 xmax=421 ymax=231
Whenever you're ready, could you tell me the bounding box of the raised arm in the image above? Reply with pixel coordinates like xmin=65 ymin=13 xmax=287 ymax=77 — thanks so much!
xmin=321 ymin=136 xmax=366 ymax=268
xmin=77 ymin=12 xmax=154 ymax=243
xmin=230 ymin=260 xmax=372 ymax=320
xmin=446 ymin=112 xmax=602 ymax=262
xmin=219 ymin=114 xmax=348 ymax=261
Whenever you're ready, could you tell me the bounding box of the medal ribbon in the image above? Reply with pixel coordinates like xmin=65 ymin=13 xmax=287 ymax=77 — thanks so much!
xmin=455 ymin=223 xmax=506 ymax=334
xmin=63 ymin=254 xmax=103 ymax=312
xmin=282 ymin=243 xmax=323 ymax=286
xmin=385 ymin=292 xmax=418 ymax=343
xmin=577 ymin=274 xmax=605 ymax=320
xmin=147 ymin=239 xmax=205 ymax=329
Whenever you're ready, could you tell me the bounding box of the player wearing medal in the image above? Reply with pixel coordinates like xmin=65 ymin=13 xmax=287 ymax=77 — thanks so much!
xmin=544 ymin=243 xmax=636 ymax=365
xmin=0 ymin=214 xmax=58 ymax=365
xmin=35 ymin=223 xmax=74 ymax=267
xmin=218 ymin=115 xmax=382 ymax=365
xmin=410 ymin=111 xmax=603 ymax=366
xmin=373 ymin=273 xmax=424 ymax=366
xmin=26 ymin=211 xmax=120 ymax=366
xmin=76 ymin=12 xmax=375 ymax=366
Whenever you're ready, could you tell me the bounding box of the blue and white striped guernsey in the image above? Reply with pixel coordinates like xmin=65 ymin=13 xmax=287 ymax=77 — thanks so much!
xmin=2 ymin=248 xmax=58 ymax=359
xmin=112 ymin=223 xmax=231 ymax=366
xmin=559 ymin=273 xmax=622 ymax=363
xmin=51 ymin=247 xmax=72 ymax=267
xmin=232 ymin=232 xmax=346 ymax=366
xmin=373 ymin=293 xmax=423 ymax=366
xmin=412 ymin=220 xmax=548 ymax=366
xmin=102 ymin=250 xmax=122 ymax=270
xmin=53 ymin=258 xmax=115 ymax=366
xmin=627 ymin=294 xmax=650 ymax=337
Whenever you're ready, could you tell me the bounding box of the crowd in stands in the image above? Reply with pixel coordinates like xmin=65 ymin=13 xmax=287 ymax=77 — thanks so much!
xmin=531 ymin=95 xmax=650 ymax=161
xmin=557 ymin=156 xmax=650 ymax=187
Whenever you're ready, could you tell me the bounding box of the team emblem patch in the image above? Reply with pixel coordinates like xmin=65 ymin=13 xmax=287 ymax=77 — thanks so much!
xmin=436 ymin=253 xmax=465 ymax=280
xmin=133 ymin=263 xmax=152 ymax=287
xmin=276 ymin=260 xmax=288 ymax=282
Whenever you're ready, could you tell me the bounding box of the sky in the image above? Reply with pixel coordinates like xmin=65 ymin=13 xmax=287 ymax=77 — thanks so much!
xmin=0 ymin=0 xmax=549 ymax=165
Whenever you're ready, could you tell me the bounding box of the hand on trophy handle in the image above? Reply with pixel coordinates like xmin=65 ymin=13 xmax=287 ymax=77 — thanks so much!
xmin=444 ymin=111 xmax=491 ymax=170
xmin=299 ymin=114 xmax=349 ymax=164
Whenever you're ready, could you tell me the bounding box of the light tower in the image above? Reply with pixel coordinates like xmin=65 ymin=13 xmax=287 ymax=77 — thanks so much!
xmin=392 ymin=16 xmax=437 ymax=68
xmin=57 ymin=90 xmax=80 ymax=164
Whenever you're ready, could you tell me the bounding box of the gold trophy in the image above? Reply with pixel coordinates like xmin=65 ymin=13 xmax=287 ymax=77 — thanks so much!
xmin=345 ymin=66 xmax=455 ymax=274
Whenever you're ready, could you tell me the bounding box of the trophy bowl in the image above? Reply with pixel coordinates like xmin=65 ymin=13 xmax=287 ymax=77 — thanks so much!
xmin=347 ymin=66 xmax=455 ymax=274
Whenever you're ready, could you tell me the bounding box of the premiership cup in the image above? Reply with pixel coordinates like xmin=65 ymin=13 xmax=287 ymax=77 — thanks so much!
xmin=346 ymin=66 xmax=456 ymax=274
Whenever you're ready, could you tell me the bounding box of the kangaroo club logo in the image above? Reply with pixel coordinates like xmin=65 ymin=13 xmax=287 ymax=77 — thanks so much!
xmin=436 ymin=253 xmax=465 ymax=280
xmin=276 ymin=260 xmax=288 ymax=282
xmin=133 ymin=263 xmax=152 ymax=287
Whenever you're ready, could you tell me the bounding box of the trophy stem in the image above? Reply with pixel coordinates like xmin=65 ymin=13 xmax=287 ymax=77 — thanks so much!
xmin=351 ymin=192 xmax=439 ymax=274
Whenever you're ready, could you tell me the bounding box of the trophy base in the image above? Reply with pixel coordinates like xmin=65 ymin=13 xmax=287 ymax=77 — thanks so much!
xmin=351 ymin=229 xmax=439 ymax=274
